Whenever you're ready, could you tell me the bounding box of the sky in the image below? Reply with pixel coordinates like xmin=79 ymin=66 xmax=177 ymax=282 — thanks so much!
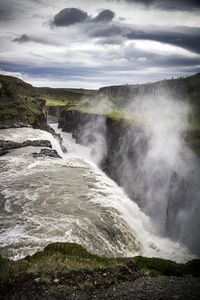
xmin=0 ymin=0 xmax=200 ymax=89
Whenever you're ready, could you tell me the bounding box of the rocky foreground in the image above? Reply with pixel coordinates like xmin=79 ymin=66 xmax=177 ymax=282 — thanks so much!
xmin=0 ymin=243 xmax=200 ymax=300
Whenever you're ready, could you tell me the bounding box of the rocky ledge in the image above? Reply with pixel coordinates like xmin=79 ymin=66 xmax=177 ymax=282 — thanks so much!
xmin=32 ymin=148 xmax=62 ymax=158
xmin=0 ymin=139 xmax=52 ymax=156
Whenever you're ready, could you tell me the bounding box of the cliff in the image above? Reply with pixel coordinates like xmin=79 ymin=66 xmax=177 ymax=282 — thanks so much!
xmin=99 ymin=73 xmax=200 ymax=97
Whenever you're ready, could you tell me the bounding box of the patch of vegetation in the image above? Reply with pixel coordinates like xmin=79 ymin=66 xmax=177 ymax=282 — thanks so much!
xmin=0 ymin=243 xmax=200 ymax=299
xmin=134 ymin=256 xmax=200 ymax=277
xmin=0 ymin=75 xmax=46 ymax=128
xmin=37 ymin=86 xmax=97 ymax=107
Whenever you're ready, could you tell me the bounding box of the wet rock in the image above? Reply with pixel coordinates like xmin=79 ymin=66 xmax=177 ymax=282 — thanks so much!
xmin=0 ymin=139 xmax=52 ymax=156
xmin=0 ymin=123 xmax=32 ymax=129
xmin=32 ymin=148 xmax=61 ymax=158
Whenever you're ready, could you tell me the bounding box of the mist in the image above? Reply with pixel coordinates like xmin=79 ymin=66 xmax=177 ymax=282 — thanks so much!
xmin=77 ymin=89 xmax=200 ymax=257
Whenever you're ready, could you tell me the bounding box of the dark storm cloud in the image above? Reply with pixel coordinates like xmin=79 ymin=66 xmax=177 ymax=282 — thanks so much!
xmin=89 ymin=25 xmax=123 ymax=38
xmin=0 ymin=4 xmax=15 ymax=21
xmin=51 ymin=8 xmax=88 ymax=27
xmin=126 ymin=26 xmax=200 ymax=54
xmin=13 ymin=34 xmax=30 ymax=43
xmin=51 ymin=8 xmax=115 ymax=27
xmin=92 ymin=9 xmax=115 ymax=23
xmin=123 ymin=0 xmax=200 ymax=11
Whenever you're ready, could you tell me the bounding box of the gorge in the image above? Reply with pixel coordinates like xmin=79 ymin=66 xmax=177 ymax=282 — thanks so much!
xmin=56 ymin=73 xmax=200 ymax=258
xmin=0 ymin=74 xmax=200 ymax=298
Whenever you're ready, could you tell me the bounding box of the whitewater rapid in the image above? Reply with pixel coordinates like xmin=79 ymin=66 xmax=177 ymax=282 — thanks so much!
xmin=0 ymin=125 xmax=195 ymax=262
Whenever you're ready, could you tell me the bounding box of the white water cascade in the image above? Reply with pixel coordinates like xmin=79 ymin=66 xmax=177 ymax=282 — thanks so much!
xmin=0 ymin=125 xmax=196 ymax=262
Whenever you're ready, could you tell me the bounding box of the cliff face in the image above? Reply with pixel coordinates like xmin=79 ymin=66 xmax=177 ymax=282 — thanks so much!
xmin=61 ymin=110 xmax=149 ymax=203
xmin=59 ymin=109 xmax=106 ymax=148
xmin=99 ymin=73 xmax=200 ymax=97
xmin=101 ymin=118 xmax=149 ymax=205
xmin=0 ymin=75 xmax=48 ymax=130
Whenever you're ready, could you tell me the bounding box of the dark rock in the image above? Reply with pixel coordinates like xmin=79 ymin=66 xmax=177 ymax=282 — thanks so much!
xmin=32 ymin=148 xmax=61 ymax=158
xmin=0 ymin=139 xmax=52 ymax=156
xmin=22 ymin=140 xmax=52 ymax=148
xmin=0 ymin=123 xmax=32 ymax=129
xmin=47 ymin=125 xmax=67 ymax=153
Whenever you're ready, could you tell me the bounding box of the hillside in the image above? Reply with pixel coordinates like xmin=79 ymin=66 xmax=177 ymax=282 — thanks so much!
xmin=0 ymin=75 xmax=97 ymax=129
xmin=0 ymin=75 xmax=47 ymax=129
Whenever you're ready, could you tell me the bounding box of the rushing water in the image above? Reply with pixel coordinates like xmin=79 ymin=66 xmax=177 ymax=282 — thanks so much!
xmin=0 ymin=125 xmax=195 ymax=262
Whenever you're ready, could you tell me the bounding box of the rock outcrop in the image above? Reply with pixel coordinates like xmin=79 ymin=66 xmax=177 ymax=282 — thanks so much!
xmin=32 ymin=148 xmax=61 ymax=158
xmin=0 ymin=139 xmax=52 ymax=156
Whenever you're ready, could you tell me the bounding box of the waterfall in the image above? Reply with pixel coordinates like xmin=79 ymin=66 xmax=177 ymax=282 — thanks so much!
xmin=72 ymin=93 xmax=200 ymax=258
xmin=0 ymin=125 xmax=197 ymax=262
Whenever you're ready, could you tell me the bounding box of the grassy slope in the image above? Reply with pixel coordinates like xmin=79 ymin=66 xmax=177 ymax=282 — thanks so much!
xmin=1 ymin=242 xmax=200 ymax=298
xmin=0 ymin=75 xmax=46 ymax=128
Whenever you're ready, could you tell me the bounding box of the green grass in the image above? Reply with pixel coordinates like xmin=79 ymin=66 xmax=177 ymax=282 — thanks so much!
xmin=134 ymin=256 xmax=200 ymax=277
xmin=1 ymin=242 xmax=200 ymax=291
xmin=43 ymin=98 xmax=73 ymax=106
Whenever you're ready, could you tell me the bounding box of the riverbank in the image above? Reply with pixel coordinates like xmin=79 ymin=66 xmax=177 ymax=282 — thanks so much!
xmin=1 ymin=242 xmax=200 ymax=299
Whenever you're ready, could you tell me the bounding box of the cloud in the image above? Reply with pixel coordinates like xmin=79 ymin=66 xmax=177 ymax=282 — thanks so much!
xmin=0 ymin=2 xmax=16 ymax=21
xmin=0 ymin=68 xmax=27 ymax=80
xmin=0 ymin=0 xmax=199 ymax=89
xmin=12 ymin=33 xmax=63 ymax=46
xmin=125 ymin=26 xmax=200 ymax=54
xmin=92 ymin=9 xmax=115 ymax=23
xmin=123 ymin=0 xmax=200 ymax=11
xmin=89 ymin=25 xmax=123 ymax=38
xmin=51 ymin=8 xmax=115 ymax=28
xmin=13 ymin=34 xmax=30 ymax=43
xmin=51 ymin=8 xmax=88 ymax=27
xmin=97 ymin=37 xmax=124 ymax=45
